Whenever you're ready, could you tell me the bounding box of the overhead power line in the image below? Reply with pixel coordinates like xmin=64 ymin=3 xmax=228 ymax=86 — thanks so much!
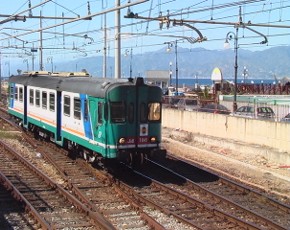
xmin=0 ymin=0 xmax=149 ymax=42
xmin=0 ymin=0 xmax=52 ymax=24
xmin=125 ymin=11 xmax=290 ymax=29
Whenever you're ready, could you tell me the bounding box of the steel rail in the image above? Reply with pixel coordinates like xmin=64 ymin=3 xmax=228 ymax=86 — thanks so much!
xmin=128 ymin=164 xmax=263 ymax=230
xmin=0 ymin=171 xmax=51 ymax=229
xmin=152 ymin=154 xmax=289 ymax=230
xmin=0 ymin=139 xmax=115 ymax=229
xmin=39 ymin=142 xmax=166 ymax=230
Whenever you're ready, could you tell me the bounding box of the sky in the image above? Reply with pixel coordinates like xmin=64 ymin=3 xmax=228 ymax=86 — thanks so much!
xmin=0 ymin=0 xmax=289 ymax=74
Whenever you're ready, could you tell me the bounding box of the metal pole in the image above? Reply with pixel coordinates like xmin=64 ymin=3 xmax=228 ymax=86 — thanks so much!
xmin=243 ymin=66 xmax=248 ymax=84
xmin=8 ymin=61 xmax=10 ymax=77
xmin=114 ymin=0 xmax=120 ymax=79
xmin=32 ymin=52 xmax=34 ymax=70
xmin=233 ymin=27 xmax=238 ymax=112
xmin=39 ymin=10 xmax=44 ymax=71
xmin=175 ymin=40 xmax=178 ymax=96
xmin=0 ymin=49 xmax=1 ymax=101
xmin=169 ymin=62 xmax=172 ymax=86
xmin=129 ymin=48 xmax=132 ymax=78
xmin=103 ymin=13 xmax=107 ymax=78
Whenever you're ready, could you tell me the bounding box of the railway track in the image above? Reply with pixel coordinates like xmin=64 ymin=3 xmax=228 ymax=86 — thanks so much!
xmin=115 ymin=164 xmax=263 ymax=229
xmin=32 ymin=139 xmax=194 ymax=229
xmin=1 ymin=106 xmax=290 ymax=229
xmin=1 ymin=108 xmax=196 ymax=229
xmin=140 ymin=155 xmax=290 ymax=229
xmin=0 ymin=139 xmax=113 ymax=229
xmin=0 ymin=175 xmax=41 ymax=229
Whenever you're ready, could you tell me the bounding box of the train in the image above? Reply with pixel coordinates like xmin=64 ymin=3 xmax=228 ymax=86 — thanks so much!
xmin=7 ymin=71 xmax=166 ymax=166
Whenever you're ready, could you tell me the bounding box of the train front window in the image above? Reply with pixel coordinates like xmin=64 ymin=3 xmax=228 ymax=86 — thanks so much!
xmin=110 ymin=102 xmax=125 ymax=123
xmin=148 ymin=102 xmax=161 ymax=121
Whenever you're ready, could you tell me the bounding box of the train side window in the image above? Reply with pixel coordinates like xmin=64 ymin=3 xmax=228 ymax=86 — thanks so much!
xmin=36 ymin=90 xmax=40 ymax=107
xmin=29 ymin=89 xmax=34 ymax=105
xmin=104 ymin=103 xmax=108 ymax=121
xmin=110 ymin=102 xmax=125 ymax=123
xmin=14 ymin=86 xmax=18 ymax=100
xmin=42 ymin=91 xmax=47 ymax=109
xmin=49 ymin=93 xmax=55 ymax=111
xmin=64 ymin=96 xmax=70 ymax=116
xmin=74 ymin=98 xmax=81 ymax=120
xmin=84 ymin=100 xmax=88 ymax=121
xmin=98 ymin=102 xmax=103 ymax=125
xmin=128 ymin=103 xmax=134 ymax=123
xmin=140 ymin=102 xmax=147 ymax=123
xmin=148 ymin=102 xmax=161 ymax=121
xmin=19 ymin=87 xmax=23 ymax=102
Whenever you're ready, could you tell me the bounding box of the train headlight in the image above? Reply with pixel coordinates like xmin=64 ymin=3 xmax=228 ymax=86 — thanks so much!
xmin=150 ymin=137 xmax=157 ymax=143
xmin=119 ymin=138 xmax=126 ymax=144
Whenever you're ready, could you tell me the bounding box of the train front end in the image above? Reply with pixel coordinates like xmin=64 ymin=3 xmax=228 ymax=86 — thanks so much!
xmin=106 ymin=77 xmax=166 ymax=165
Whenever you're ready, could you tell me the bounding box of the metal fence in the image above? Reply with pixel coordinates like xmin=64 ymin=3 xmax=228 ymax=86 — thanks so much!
xmin=162 ymin=95 xmax=290 ymax=122
xmin=220 ymin=100 xmax=290 ymax=122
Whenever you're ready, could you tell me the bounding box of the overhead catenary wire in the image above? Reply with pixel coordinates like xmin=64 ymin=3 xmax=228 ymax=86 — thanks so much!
xmin=0 ymin=1 xmax=288 ymax=38
xmin=1 ymin=0 xmax=289 ymax=63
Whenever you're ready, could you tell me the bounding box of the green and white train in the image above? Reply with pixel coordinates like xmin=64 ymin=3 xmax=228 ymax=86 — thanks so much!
xmin=8 ymin=71 xmax=166 ymax=166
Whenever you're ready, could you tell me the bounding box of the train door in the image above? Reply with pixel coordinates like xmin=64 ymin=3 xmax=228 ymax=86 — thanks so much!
xmin=56 ymin=91 xmax=62 ymax=141
xmin=127 ymin=87 xmax=138 ymax=148
xmin=136 ymin=78 xmax=162 ymax=151
xmin=136 ymin=84 xmax=149 ymax=148
xmin=23 ymin=86 xmax=28 ymax=127
xmin=81 ymin=96 xmax=92 ymax=140
xmin=115 ymin=79 xmax=149 ymax=154
xmin=89 ymin=98 xmax=107 ymax=155
xmin=8 ymin=83 xmax=14 ymax=108
xmin=126 ymin=78 xmax=154 ymax=164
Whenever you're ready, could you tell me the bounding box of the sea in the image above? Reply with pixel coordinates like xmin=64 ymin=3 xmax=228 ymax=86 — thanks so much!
xmin=172 ymin=78 xmax=279 ymax=88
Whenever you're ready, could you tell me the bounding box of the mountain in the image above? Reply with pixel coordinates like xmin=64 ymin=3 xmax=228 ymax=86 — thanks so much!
xmin=62 ymin=46 xmax=290 ymax=80
xmin=12 ymin=46 xmax=290 ymax=80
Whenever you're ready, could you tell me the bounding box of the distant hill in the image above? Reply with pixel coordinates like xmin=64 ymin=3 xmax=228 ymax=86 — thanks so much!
xmin=12 ymin=46 xmax=290 ymax=80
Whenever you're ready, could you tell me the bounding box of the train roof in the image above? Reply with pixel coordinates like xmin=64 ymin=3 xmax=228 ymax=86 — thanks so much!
xmin=9 ymin=72 xmax=149 ymax=98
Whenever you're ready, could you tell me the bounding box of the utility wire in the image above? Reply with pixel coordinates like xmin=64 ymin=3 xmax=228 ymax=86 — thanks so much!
xmin=50 ymin=0 xmax=80 ymax=17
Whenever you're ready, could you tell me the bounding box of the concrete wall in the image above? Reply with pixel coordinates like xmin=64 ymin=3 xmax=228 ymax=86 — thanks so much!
xmin=162 ymin=108 xmax=290 ymax=153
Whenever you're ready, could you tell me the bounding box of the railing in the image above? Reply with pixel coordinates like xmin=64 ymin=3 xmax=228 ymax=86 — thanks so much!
xmin=220 ymin=100 xmax=290 ymax=122
xmin=162 ymin=95 xmax=290 ymax=122
xmin=221 ymin=83 xmax=290 ymax=95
